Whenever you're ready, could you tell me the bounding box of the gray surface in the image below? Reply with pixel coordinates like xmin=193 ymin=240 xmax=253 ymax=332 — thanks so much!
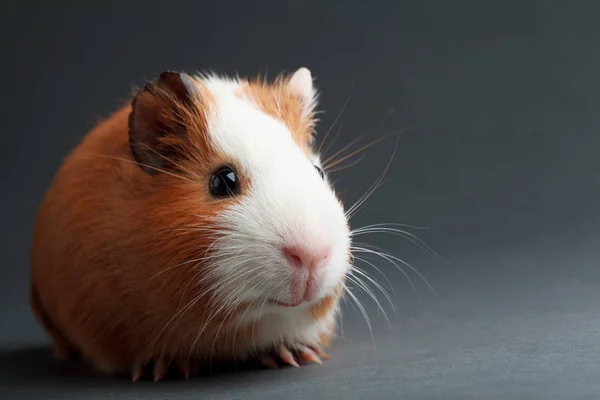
xmin=2 ymin=0 xmax=600 ymax=398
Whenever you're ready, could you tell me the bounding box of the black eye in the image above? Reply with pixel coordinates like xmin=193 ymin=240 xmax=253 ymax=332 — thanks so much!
xmin=315 ymin=165 xmax=325 ymax=179
xmin=209 ymin=167 xmax=239 ymax=198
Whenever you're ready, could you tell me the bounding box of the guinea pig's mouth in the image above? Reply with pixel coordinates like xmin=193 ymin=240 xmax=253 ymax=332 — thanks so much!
xmin=268 ymin=299 xmax=304 ymax=308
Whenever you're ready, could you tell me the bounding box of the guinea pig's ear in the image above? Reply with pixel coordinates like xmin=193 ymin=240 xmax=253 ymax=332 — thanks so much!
xmin=287 ymin=67 xmax=318 ymax=118
xmin=128 ymin=70 xmax=198 ymax=175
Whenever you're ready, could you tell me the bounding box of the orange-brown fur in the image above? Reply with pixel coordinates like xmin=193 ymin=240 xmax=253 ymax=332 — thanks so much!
xmin=238 ymin=75 xmax=317 ymax=157
xmin=30 ymin=72 xmax=339 ymax=374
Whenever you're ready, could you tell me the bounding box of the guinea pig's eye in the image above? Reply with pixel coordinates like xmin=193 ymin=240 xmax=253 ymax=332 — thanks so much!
xmin=209 ymin=167 xmax=239 ymax=198
xmin=315 ymin=165 xmax=325 ymax=179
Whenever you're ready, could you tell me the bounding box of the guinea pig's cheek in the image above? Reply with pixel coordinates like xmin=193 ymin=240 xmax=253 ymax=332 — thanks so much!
xmin=312 ymin=244 xmax=348 ymax=299
xmin=332 ymin=256 xmax=350 ymax=287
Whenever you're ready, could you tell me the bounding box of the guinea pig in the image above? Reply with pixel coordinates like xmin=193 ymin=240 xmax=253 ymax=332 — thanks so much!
xmin=29 ymin=67 xmax=351 ymax=381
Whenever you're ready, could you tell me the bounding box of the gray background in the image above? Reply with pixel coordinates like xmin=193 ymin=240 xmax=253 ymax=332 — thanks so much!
xmin=2 ymin=0 xmax=600 ymax=398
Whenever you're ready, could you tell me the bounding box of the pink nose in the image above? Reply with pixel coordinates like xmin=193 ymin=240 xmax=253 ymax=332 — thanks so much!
xmin=283 ymin=245 xmax=330 ymax=271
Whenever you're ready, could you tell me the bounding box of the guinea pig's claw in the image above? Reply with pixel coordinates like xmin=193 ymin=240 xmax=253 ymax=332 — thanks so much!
xmin=153 ymin=359 xmax=169 ymax=381
xmin=261 ymin=355 xmax=280 ymax=369
xmin=279 ymin=344 xmax=299 ymax=367
xmin=298 ymin=345 xmax=322 ymax=365
xmin=131 ymin=359 xmax=199 ymax=382
xmin=176 ymin=360 xmax=198 ymax=379
xmin=261 ymin=344 xmax=323 ymax=369
xmin=131 ymin=366 xmax=144 ymax=382
xmin=310 ymin=346 xmax=330 ymax=360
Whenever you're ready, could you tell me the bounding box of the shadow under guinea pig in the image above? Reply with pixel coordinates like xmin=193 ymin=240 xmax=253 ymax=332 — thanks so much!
xmin=0 ymin=346 xmax=294 ymax=398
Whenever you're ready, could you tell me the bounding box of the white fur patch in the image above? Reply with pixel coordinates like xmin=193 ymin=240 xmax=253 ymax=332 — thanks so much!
xmin=233 ymin=300 xmax=339 ymax=356
xmin=193 ymin=74 xmax=349 ymax=354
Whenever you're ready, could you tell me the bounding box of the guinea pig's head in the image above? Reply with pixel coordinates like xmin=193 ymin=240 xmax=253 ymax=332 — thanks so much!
xmin=128 ymin=68 xmax=350 ymax=314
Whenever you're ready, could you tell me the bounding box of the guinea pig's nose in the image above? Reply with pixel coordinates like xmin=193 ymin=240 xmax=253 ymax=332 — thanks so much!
xmin=283 ymin=245 xmax=330 ymax=271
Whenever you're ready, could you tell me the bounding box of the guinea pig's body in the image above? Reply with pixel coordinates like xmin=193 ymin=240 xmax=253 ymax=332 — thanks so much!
xmin=30 ymin=68 xmax=350 ymax=380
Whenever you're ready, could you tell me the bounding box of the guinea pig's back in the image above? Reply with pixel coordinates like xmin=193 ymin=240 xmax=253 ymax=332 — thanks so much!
xmin=30 ymin=105 xmax=146 ymax=371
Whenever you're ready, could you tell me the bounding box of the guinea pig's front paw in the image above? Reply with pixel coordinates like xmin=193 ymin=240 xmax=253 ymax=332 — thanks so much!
xmin=260 ymin=343 xmax=329 ymax=369
xmin=131 ymin=358 xmax=199 ymax=382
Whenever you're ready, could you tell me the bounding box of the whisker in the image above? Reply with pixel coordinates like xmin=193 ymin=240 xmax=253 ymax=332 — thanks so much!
xmin=84 ymin=152 xmax=193 ymax=182
xmin=207 ymin=293 xmax=248 ymax=371
xmin=321 ymin=123 xmax=345 ymax=161
xmin=190 ymin=268 xmax=274 ymax=363
xmin=352 ymin=255 xmax=396 ymax=296
xmin=351 ymin=244 xmax=419 ymax=300
xmin=150 ymin=288 xmax=207 ymax=361
xmin=345 ymin=136 xmax=401 ymax=220
xmin=230 ymin=279 xmax=271 ymax=366
xmin=251 ymin=285 xmax=278 ymax=355
xmin=349 ymin=266 xmax=396 ymax=311
xmin=351 ymin=227 xmax=448 ymax=263
xmin=321 ymin=106 xmax=396 ymax=164
xmin=214 ymin=258 xmax=272 ymax=294
xmin=345 ymin=286 xmax=375 ymax=345
xmin=187 ymin=293 xmax=235 ymax=362
xmin=321 ymin=128 xmax=375 ymax=168
xmin=145 ymin=256 xmax=209 ymax=283
xmin=317 ymin=78 xmax=355 ymax=155
xmin=322 ymin=113 xmax=409 ymax=168
xmin=346 ymin=271 xmax=394 ymax=331
xmin=150 ymin=254 xmax=270 ymax=358
xmin=322 ymin=134 xmax=389 ymax=171
xmin=353 ymin=222 xmax=430 ymax=230
xmin=324 ymin=155 xmax=364 ymax=174
xmin=347 ymin=177 xmax=393 ymax=221
xmin=352 ymin=245 xmax=440 ymax=299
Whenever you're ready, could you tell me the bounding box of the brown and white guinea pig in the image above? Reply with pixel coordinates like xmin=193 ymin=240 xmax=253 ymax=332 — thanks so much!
xmin=29 ymin=67 xmax=351 ymax=381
